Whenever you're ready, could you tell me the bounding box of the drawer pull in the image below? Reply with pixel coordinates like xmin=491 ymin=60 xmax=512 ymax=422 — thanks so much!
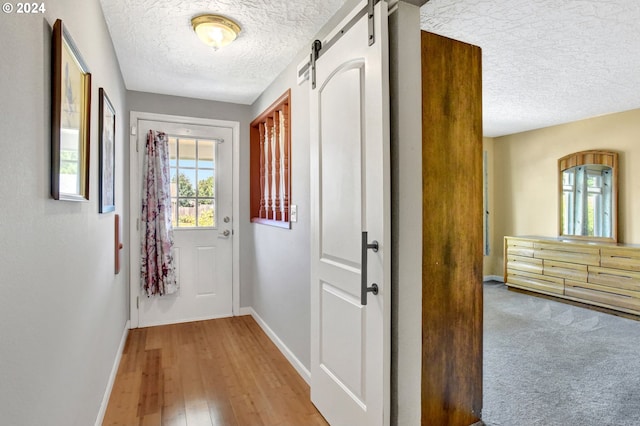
xmin=595 ymin=272 xmax=633 ymax=280
xmin=572 ymin=285 xmax=632 ymax=299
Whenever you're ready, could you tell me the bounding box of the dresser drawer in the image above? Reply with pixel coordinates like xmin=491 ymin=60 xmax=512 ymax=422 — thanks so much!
xmin=600 ymin=247 xmax=640 ymax=272
xmin=506 ymin=238 xmax=534 ymax=257
xmin=543 ymin=259 xmax=588 ymax=281
xmin=565 ymin=281 xmax=640 ymax=314
xmin=504 ymin=236 xmax=640 ymax=317
xmin=534 ymin=242 xmax=600 ymax=266
xmin=588 ymin=266 xmax=640 ymax=292
xmin=506 ymin=270 xmax=564 ymax=295
xmin=507 ymin=254 xmax=542 ymax=274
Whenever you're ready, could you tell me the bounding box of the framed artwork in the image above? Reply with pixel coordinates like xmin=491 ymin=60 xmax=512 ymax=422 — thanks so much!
xmin=51 ymin=19 xmax=91 ymax=201
xmin=99 ymin=88 xmax=116 ymax=213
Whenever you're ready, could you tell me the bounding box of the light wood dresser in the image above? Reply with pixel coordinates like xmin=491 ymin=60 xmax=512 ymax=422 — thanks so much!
xmin=504 ymin=236 xmax=640 ymax=316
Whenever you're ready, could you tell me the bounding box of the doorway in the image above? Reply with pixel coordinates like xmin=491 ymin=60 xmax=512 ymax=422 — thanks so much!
xmin=129 ymin=112 xmax=240 ymax=328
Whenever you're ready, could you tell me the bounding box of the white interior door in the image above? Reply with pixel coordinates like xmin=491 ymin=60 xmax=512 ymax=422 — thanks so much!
xmin=310 ymin=1 xmax=390 ymax=425
xmin=130 ymin=115 xmax=235 ymax=328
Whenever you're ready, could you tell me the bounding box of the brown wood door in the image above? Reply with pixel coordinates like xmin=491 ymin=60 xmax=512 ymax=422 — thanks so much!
xmin=421 ymin=31 xmax=483 ymax=425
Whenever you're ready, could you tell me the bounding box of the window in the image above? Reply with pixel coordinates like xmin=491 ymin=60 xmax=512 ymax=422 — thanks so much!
xmin=169 ymin=137 xmax=216 ymax=228
xmin=250 ymin=90 xmax=291 ymax=228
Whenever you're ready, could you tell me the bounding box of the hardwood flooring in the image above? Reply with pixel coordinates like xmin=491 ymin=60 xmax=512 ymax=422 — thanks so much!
xmin=103 ymin=316 xmax=328 ymax=426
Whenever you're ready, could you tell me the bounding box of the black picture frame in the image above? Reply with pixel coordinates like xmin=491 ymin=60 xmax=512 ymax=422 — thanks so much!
xmin=99 ymin=87 xmax=116 ymax=213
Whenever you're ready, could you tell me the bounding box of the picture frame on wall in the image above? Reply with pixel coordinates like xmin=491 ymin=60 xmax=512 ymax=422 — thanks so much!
xmin=51 ymin=19 xmax=91 ymax=201
xmin=99 ymin=88 xmax=116 ymax=213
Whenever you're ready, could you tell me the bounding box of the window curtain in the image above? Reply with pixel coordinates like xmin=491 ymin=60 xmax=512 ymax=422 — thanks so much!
xmin=141 ymin=130 xmax=178 ymax=296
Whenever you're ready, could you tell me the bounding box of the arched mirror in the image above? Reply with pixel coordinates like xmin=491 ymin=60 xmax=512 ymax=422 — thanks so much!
xmin=559 ymin=150 xmax=618 ymax=242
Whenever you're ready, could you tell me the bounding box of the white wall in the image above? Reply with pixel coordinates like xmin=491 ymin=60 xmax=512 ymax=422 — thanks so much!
xmin=389 ymin=3 xmax=423 ymax=424
xmin=248 ymin=0 xmax=363 ymax=374
xmin=127 ymin=91 xmax=254 ymax=307
xmin=0 ymin=2 xmax=128 ymax=425
xmin=247 ymin=47 xmax=314 ymax=374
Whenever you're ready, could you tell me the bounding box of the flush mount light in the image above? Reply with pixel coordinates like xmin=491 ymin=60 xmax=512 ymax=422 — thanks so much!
xmin=191 ymin=14 xmax=241 ymax=50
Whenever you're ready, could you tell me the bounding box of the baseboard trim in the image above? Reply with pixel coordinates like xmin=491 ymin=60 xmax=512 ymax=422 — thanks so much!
xmin=238 ymin=306 xmax=253 ymax=316
xmin=139 ymin=313 xmax=233 ymax=328
xmin=483 ymin=275 xmax=504 ymax=283
xmin=242 ymin=307 xmax=311 ymax=384
xmin=95 ymin=319 xmax=130 ymax=426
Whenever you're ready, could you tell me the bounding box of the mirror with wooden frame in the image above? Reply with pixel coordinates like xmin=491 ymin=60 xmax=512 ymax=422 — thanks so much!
xmin=558 ymin=150 xmax=618 ymax=242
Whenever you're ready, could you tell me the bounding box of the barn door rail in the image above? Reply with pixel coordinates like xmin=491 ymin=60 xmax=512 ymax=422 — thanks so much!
xmin=301 ymin=0 xmax=381 ymax=88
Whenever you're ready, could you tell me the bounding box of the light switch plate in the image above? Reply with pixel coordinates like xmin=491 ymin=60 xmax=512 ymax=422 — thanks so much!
xmin=291 ymin=204 xmax=298 ymax=222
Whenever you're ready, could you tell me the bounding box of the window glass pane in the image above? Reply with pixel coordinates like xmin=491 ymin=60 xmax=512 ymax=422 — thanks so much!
xmin=197 ymin=169 xmax=214 ymax=197
xmin=170 ymin=168 xmax=178 ymax=198
xmin=198 ymin=139 xmax=215 ymax=169
xmin=170 ymin=136 xmax=220 ymax=229
xmin=169 ymin=137 xmax=177 ymax=167
xmin=178 ymin=198 xmax=196 ymax=227
xmin=175 ymin=170 xmax=196 ymax=199
xmin=171 ymin=199 xmax=177 ymax=228
xmin=179 ymin=139 xmax=197 ymax=167
xmin=198 ymin=199 xmax=215 ymax=227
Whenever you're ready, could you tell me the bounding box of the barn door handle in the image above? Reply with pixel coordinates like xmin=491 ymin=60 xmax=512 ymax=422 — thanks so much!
xmin=361 ymin=231 xmax=379 ymax=305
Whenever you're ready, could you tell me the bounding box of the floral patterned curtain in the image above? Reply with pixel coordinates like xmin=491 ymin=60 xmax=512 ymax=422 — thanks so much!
xmin=141 ymin=130 xmax=178 ymax=296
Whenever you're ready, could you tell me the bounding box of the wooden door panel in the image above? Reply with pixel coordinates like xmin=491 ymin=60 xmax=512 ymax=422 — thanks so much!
xmin=421 ymin=31 xmax=483 ymax=425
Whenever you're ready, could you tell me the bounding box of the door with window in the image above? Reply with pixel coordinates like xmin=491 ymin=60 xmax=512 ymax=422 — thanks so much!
xmin=130 ymin=114 xmax=235 ymax=328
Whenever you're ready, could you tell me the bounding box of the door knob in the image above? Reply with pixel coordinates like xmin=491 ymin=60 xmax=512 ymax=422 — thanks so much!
xmin=222 ymin=229 xmax=231 ymax=237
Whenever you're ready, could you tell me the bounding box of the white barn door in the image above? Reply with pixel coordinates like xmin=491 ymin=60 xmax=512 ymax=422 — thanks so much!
xmin=309 ymin=1 xmax=390 ymax=424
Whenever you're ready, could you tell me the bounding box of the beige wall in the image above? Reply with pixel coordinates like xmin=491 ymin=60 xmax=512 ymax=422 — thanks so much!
xmin=485 ymin=108 xmax=640 ymax=278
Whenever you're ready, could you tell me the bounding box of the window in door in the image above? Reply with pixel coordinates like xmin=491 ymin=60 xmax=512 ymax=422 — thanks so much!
xmin=169 ymin=137 xmax=216 ymax=228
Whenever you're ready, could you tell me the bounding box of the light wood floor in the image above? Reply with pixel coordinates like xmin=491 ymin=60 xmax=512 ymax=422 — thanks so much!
xmin=103 ymin=316 xmax=328 ymax=426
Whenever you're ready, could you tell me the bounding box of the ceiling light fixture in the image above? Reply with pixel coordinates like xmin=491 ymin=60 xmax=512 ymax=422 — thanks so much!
xmin=191 ymin=14 xmax=241 ymax=50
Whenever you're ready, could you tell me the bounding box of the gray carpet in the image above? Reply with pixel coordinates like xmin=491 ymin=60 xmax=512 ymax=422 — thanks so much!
xmin=483 ymin=281 xmax=640 ymax=426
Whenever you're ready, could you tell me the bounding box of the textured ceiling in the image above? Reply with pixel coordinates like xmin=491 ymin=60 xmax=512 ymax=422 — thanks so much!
xmin=421 ymin=0 xmax=640 ymax=136
xmin=99 ymin=0 xmax=349 ymax=105
xmin=100 ymin=0 xmax=640 ymax=136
